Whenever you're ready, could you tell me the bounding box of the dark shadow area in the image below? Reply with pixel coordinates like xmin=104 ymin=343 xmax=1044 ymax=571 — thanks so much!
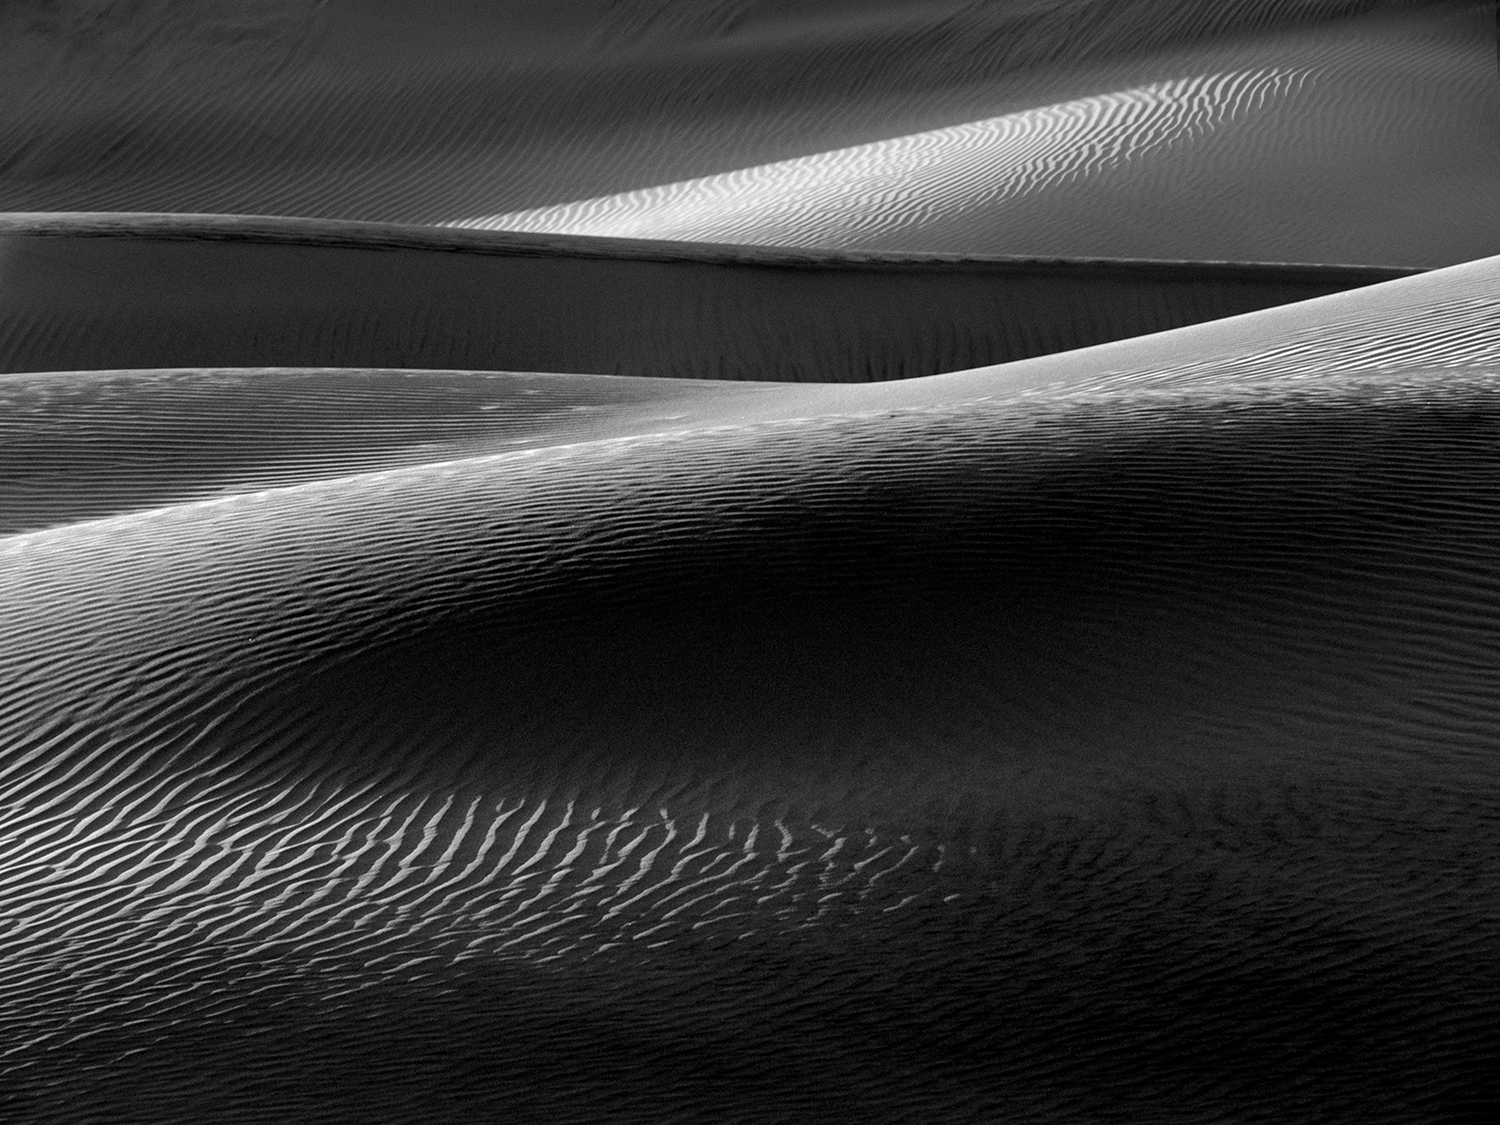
xmin=0 ymin=213 xmax=1419 ymax=381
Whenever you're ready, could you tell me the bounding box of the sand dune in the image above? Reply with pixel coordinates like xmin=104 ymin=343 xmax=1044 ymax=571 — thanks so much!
xmin=0 ymin=250 xmax=1487 ymax=538
xmin=1 ymin=258 xmax=1497 ymax=1120
xmin=1 ymin=3 xmax=1493 ymax=263
xmin=454 ymin=66 xmax=1315 ymax=244
xmin=2 ymin=1 xmax=1497 ymax=1120
xmin=453 ymin=4 xmax=1500 ymax=263
xmin=0 ymin=212 xmax=1413 ymax=383
xmin=0 ymin=366 xmax=769 ymax=535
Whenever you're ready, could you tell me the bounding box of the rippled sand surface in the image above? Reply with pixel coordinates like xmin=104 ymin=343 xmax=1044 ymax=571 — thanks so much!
xmin=452 ymin=6 xmax=1500 ymax=262
xmin=3 ymin=256 xmax=1499 ymax=1122
xmin=1 ymin=2 xmax=1494 ymax=261
xmin=1 ymin=2 xmax=1498 ymax=1123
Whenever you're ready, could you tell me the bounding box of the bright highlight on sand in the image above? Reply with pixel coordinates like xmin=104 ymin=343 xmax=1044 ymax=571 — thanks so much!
xmin=449 ymin=67 xmax=1314 ymax=246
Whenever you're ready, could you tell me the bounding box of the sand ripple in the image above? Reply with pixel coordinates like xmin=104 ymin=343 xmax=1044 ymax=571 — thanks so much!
xmin=453 ymin=67 xmax=1314 ymax=245
xmin=0 ymin=259 xmax=1496 ymax=1119
xmin=447 ymin=10 xmax=1500 ymax=263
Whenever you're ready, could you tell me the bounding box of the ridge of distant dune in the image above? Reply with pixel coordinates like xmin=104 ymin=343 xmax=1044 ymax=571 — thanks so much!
xmin=451 ymin=5 xmax=1500 ymax=263
xmin=0 ymin=255 xmax=1497 ymax=1121
xmin=454 ymin=66 xmax=1317 ymax=244
xmin=0 ymin=4 xmax=1491 ymax=264
xmin=1 ymin=1 xmax=1497 ymax=1120
xmin=0 ymin=212 xmax=1415 ymax=384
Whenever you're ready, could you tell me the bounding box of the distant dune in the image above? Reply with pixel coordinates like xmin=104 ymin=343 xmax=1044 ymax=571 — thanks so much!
xmin=0 ymin=212 xmax=1414 ymax=383
xmin=1 ymin=2 xmax=1494 ymax=262
xmin=1 ymin=257 xmax=1497 ymax=1122
xmin=451 ymin=3 xmax=1499 ymax=263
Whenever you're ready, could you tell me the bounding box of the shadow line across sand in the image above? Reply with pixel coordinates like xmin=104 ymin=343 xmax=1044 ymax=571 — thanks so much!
xmin=0 ymin=211 xmax=1420 ymax=383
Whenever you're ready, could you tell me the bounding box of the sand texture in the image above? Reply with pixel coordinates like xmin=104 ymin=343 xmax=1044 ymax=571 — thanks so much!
xmin=453 ymin=5 xmax=1500 ymax=265
xmin=1 ymin=258 xmax=1498 ymax=1121
xmin=2 ymin=1 xmax=1498 ymax=1122
xmin=0 ymin=3 xmax=1493 ymax=262
xmin=0 ymin=213 xmax=1417 ymax=383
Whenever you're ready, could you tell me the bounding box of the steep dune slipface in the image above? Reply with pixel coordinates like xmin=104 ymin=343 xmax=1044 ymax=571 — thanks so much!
xmin=0 ymin=213 xmax=1412 ymax=382
xmin=0 ymin=260 xmax=1497 ymax=1121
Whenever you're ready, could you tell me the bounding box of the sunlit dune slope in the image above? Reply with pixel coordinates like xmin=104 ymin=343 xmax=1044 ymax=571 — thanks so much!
xmin=0 ymin=366 xmax=772 ymax=535
xmin=0 ymin=212 xmax=1412 ymax=383
xmin=0 ymin=257 xmax=1496 ymax=1120
xmin=1 ymin=3 xmax=1492 ymax=263
xmin=454 ymin=3 xmax=1500 ymax=264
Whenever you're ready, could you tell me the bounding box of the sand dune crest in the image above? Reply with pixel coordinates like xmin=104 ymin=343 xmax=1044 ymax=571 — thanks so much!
xmin=0 ymin=256 xmax=1496 ymax=1119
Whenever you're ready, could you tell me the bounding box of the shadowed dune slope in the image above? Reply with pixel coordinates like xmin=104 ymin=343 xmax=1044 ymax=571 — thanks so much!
xmin=0 ymin=241 xmax=1480 ymax=538
xmin=1 ymin=3 xmax=1493 ymax=263
xmin=0 ymin=213 xmax=1415 ymax=382
xmin=0 ymin=259 xmax=1497 ymax=1121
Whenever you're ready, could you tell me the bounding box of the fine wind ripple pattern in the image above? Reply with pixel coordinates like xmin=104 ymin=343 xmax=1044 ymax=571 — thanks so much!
xmin=0 ymin=260 xmax=1498 ymax=1120
xmin=0 ymin=774 xmax=946 ymax=1058
xmin=450 ymin=68 xmax=1313 ymax=247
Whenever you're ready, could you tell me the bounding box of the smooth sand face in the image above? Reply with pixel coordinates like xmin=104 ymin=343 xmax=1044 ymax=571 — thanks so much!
xmin=1 ymin=258 xmax=1497 ymax=1120
xmin=0 ymin=213 xmax=1416 ymax=386
xmin=2 ymin=3 xmax=1494 ymax=263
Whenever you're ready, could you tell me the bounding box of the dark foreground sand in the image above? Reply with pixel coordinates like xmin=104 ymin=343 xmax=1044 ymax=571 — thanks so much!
xmin=0 ymin=259 xmax=1496 ymax=1122
xmin=0 ymin=213 xmax=1414 ymax=383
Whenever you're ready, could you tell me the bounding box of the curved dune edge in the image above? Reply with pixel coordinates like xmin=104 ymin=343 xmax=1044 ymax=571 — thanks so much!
xmin=0 ymin=208 xmax=1434 ymax=270
xmin=454 ymin=64 xmax=1321 ymax=241
xmin=0 ymin=256 xmax=1496 ymax=1120
xmin=0 ymin=253 xmax=1487 ymax=538
xmin=0 ymin=4 xmax=1451 ymax=225
xmin=0 ymin=212 xmax=1417 ymax=384
xmin=448 ymin=3 xmax=1500 ymax=264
